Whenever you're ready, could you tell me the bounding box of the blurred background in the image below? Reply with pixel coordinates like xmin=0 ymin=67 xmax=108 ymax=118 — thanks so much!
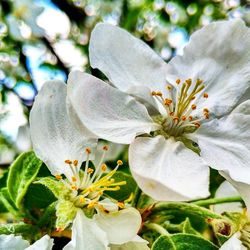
xmin=0 ymin=0 xmax=249 ymax=167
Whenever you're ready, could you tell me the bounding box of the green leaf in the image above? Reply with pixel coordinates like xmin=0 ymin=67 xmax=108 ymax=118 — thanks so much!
xmin=35 ymin=177 xmax=66 ymax=198
xmin=104 ymin=171 xmax=137 ymax=201
xmin=23 ymin=183 xmax=56 ymax=209
xmin=152 ymin=234 xmax=219 ymax=250
xmin=0 ymin=188 xmax=20 ymax=217
xmin=0 ymin=171 xmax=8 ymax=213
xmin=7 ymin=151 xmax=43 ymax=208
xmin=37 ymin=202 xmax=57 ymax=228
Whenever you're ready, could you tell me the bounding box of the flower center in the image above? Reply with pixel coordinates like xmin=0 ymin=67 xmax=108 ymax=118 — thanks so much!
xmin=55 ymin=146 xmax=126 ymax=211
xmin=152 ymin=78 xmax=209 ymax=137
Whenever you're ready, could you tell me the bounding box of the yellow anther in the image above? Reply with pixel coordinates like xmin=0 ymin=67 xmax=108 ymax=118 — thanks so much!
xmin=188 ymin=116 xmax=193 ymax=121
xmin=71 ymin=185 xmax=78 ymax=190
xmin=173 ymin=117 xmax=179 ymax=123
xmin=191 ymin=96 xmax=196 ymax=100
xmin=196 ymin=78 xmax=203 ymax=85
xmin=85 ymin=147 xmax=91 ymax=154
xmin=103 ymin=145 xmax=109 ymax=151
xmin=79 ymin=197 xmax=86 ymax=203
xmin=117 ymin=160 xmax=123 ymax=166
xmin=191 ymin=104 xmax=197 ymax=110
xmin=194 ymin=122 xmax=201 ymax=128
xmin=98 ymin=191 xmax=103 ymax=196
xmin=71 ymin=176 xmax=77 ymax=182
xmin=156 ymin=91 xmax=163 ymax=97
xmin=204 ymin=113 xmax=210 ymax=119
xmin=181 ymin=116 xmax=187 ymax=121
xmin=117 ymin=202 xmax=125 ymax=209
xmin=185 ymin=78 xmax=192 ymax=85
xmin=73 ymin=160 xmax=78 ymax=167
xmin=170 ymin=112 xmax=174 ymax=116
xmin=55 ymin=175 xmax=62 ymax=180
xmin=203 ymin=108 xmax=209 ymax=113
xmin=203 ymin=93 xmax=208 ymax=98
xmin=101 ymin=164 xmax=107 ymax=171
xmin=166 ymin=85 xmax=172 ymax=90
xmin=176 ymin=79 xmax=181 ymax=84
xmin=151 ymin=91 xmax=157 ymax=96
xmin=87 ymin=201 xmax=97 ymax=209
xmin=65 ymin=159 xmax=72 ymax=164
xmin=87 ymin=168 xmax=94 ymax=174
xmin=164 ymin=98 xmax=172 ymax=106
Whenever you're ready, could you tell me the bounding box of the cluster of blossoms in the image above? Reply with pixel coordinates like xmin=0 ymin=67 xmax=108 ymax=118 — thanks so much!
xmin=1 ymin=18 xmax=250 ymax=249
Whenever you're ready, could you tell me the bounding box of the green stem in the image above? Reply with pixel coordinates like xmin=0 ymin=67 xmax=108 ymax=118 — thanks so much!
xmin=131 ymin=186 xmax=142 ymax=208
xmin=144 ymin=223 xmax=169 ymax=235
xmin=152 ymin=202 xmax=224 ymax=220
xmin=192 ymin=196 xmax=243 ymax=206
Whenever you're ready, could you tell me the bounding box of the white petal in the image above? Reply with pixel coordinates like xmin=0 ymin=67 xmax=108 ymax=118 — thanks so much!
xmin=129 ymin=136 xmax=210 ymax=201
xmin=220 ymin=171 xmax=250 ymax=214
xmin=26 ymin=235 xmax=53 ymax=250
xmin=63 ymin=209 xmax=109 ymax=250
xmin=189 ymin=100 xmax=250 ymax=185
xmin=67 ymin=71 xmax=159 ymax=144
xmin=167 ymin=19 xmax=250 ymax=117
xmin=6 ymin=15 xmax=23 ymax=41
xmin=30 ymin=80 xmax=96 ymax=180
xmin=0 ymin=234 xmax=29 ymax=249
xmin=95 ymin=207 xmax=141 ymax=245
xmin=89 ymin=23 xmax=168 ymax=93
xmin=214 ymin=181 xmax=243 ymax=214
xmin=220 ymin=233 xmax=246 ymax=250
xmin=110 ymin=236 xmax=150 ymax=250
xmin=98 ymin=198 xmax=119 ymax=212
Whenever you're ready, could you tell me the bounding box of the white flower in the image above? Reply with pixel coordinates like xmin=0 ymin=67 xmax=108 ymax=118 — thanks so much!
xmin=6 ymin=0 xmax=45 ymax=40
xmin=66 ymin=19 xmax=250 ymax=201
xmin=0 ymin=234 xmax=53 ymax=250
xmin=64 ymin=208 xmax=149 ymax=250
xmin=220 ymin=232 xmax=246 ymax=250
xmin=30 ymin=80 xmax=148 ymax=249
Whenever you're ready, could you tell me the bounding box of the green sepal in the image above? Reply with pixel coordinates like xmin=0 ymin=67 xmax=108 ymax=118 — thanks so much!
xmin=37 ymin=202 xmax=57 ymax=228
xmin=104 ymin=171 xmax=137 ymax=201
xmin=56 ymin=200 xmax=77 ymax=230
xmin=35 ymin=177 xmax=67 ymax=199
xmin=7 ymin=151 xmax=43 ymax=209
xmin=179 ymin=137 xmax=201 ymax=155
xmin=0 ymin=170 xmax=8 ymax=213
xmin=152 ymin=234 xmax=219 ymax=250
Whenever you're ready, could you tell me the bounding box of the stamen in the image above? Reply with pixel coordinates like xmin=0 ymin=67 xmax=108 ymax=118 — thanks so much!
xmin=203 ymin=93 xmax=208 ymax=98
xmin=71 ymin=185 xmax=78 ymax=190
xmin=191 ymin=104 xmax=197 ymax=110
xmin=101 ymin=164 xmax=107 ymax=171
xmin=73 ymin=160 xmax=78 ymax=167
xmin=55 ymin=175 xmax=62 ymax=180
xmin=117 ymin=202 xmax=125 ymax=209
xmin=164 ymin=99 xmax=172 ymax=106
xmin=71 ymin=176 xmax=77 ymax=182
xmin=65 ymin=160 xmax=72 ymax=164
xmin=87 ymin=168 xmax=94 ymax=174
xmin=117 ymin=160 xmax=123 ymax=166
xmin=176 ymin=79 xmax=181 ymax=84
xmin=102 ymin=145 xmax=109 ymax=151
xmin=85 ymin=148 xmax=91 ymax=154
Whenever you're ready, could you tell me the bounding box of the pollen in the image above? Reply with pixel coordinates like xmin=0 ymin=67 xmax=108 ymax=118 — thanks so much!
xmin=85 ymin=147 xmax=91 ymax=154
xmin=117 ymin=202 xmax=125 ymax=209
xmin=194 ymin=122 xmax=201 ymax=128
xmin=166 ymin=85 xmax=172 ymax=90
xmin=64 ymin=159 xmax=72 ymax=164
xmin=79 ymin=197 xmax=86 ymax=203
xmin=173 ymin=117 xmax=179 ymax=123
xmin=102 ymin=145 xmax=109 ymax=151
xmin=188 ymin=116 xmax=193 ymax=121
xmin=87 ymin=201 xmax=97 ymax=209
xmin=203 ymin=108 xmax=209 ymax=113
xmin=156 ymin=91 xmax=163 ymax=97
xmin=55 ymin=175 xmax=62 ymax=180
xmin=164 ymin=98 xmax=172 ymax=106
xmin=87 ymin=168 xmax=94 ymax=174
xmin=73 ymin=160 xmax=78 ymax=167
xmin=181 ymin=116 xmax=187 ymax=121
xmin=203 ymin=93 xmax=208 ymax=98
xmin=186 ymin=78 xmax=192 ymax=85
xmin=176 ymin=79 xmax=181 ymax=84
xmin=71 ymin=176 xmax=77 ymax=182
xmin=71 ymin=185 xmax=78 ymax=191
xmin=101 ymin=163 xmax=107 ymax=171
xmin=151 ymin=91 xmax=157 ymax=96
xmin=117 ymin=160 xmax=123 ymax=166
xmin=191 ymin=104 xmax=197 ymax=110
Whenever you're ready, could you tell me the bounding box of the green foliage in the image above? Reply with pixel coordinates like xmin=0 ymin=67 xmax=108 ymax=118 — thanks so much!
xmin=152 ymin=234 xmax=219 ymax=250
xmin=7 ymin=151 xmax=43 ymax=209
xmin=104 ymin=171 xmax=137 ymax=201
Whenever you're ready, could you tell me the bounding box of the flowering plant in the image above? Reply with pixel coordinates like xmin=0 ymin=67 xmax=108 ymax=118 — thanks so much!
xmin=1 ymin=19 xmax=250 ymax=250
